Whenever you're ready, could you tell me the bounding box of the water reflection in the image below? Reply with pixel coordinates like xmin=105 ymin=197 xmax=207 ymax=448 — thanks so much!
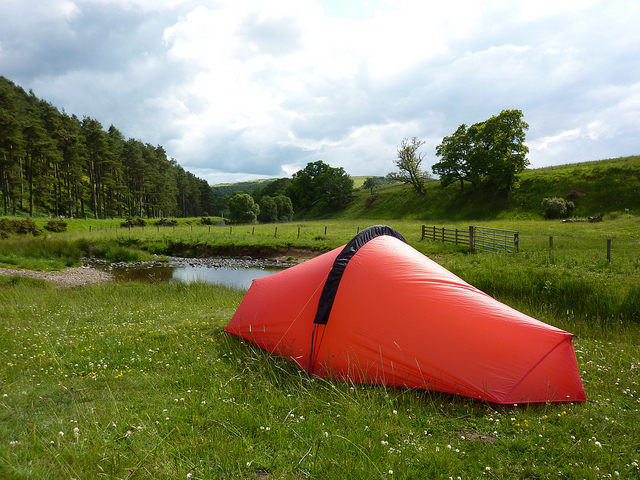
xmin=108 ymin=263 xmax=281 ymax=289
xmin=172 ymin=265 xmax=279 ymax=289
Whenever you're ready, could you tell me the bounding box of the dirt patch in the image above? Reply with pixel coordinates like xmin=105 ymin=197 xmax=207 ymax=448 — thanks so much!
xmin=459 ymin=431 xmax=497 ymax=444
xmin=0 ymin=266 xmax=113 ymax=288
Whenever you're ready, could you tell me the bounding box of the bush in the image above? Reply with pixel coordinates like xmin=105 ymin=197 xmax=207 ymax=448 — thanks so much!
xmin=542 ymin=197 xmax=575 ymax=219
xmin=0 ymin=218 xmax=42 ymax=236
xmin=44 ymin=219 xmax=68 ymax=232
xmin=155 ymin=218 xmax=178 ymax=227
xmin=121 ymin=217 xmax=147 ymax=228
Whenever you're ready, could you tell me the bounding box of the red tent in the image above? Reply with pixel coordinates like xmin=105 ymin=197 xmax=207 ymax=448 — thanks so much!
xmin=225 ymin=226 xmax=587 ymax=404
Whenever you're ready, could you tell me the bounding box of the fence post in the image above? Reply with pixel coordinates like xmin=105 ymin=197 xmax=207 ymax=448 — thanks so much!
xmin=432 ymin=226 xmax=436 ymax=241
xmin=514 ymin=232 xmax=519 ymax=253
xmin=607 ymin=239 xmax=612 ymax=262
xmin=441 ymin=227 xmax=445 ymax=242
xmin=468 ymin=226 xmax=474 ymax=251
xmin=324 ymin=226 xmax=327 ymax=235
xmin=274 ymin=227 xmax=278 ymax=238
xmin=549 ymin=236 xmax=554 ymax=249
xmin=455 ymin=229 xmax=458 ymax=245
xmin=298 ymin=226 xmax=301 ymax=238
xmin=252 ymin=227 xmax=255 ymax=235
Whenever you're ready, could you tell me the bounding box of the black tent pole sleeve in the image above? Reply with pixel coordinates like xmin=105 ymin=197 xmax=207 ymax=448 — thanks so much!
xmin=313 ymin=225 xmax=407 ymax=326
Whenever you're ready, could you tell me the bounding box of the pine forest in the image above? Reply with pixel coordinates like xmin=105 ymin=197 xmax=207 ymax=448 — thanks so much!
xmin=0 ymin=76 xmax=216 ymax=219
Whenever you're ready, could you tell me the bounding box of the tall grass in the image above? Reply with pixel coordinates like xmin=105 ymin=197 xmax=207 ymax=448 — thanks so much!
xmin=1 ymin=280 xmax=638 ymax=479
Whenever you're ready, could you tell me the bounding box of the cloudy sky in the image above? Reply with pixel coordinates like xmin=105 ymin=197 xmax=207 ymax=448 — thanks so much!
xmin=1 ymin=0 xmax=639 ymax=184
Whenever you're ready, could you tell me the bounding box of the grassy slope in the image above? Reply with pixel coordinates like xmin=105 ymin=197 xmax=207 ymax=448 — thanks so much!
xmin=329 ymin=156 xmax=640 ymax=221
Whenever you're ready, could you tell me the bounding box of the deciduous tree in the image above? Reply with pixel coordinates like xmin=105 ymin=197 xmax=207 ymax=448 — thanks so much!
xmin=388 ymin=137 xmax=430 ymax=195
xmin=287 ymin=160 xmax=353 ymax=212
xmin=229 ymin=193 xmax=259 ymax=223
xmin=433 ymin=109 xmax=529 ymax=198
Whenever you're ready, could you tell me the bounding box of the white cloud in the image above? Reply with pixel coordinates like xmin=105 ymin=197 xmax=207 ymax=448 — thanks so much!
xmin=1 ymin=0 xmax=639 ymax=184
xmin=529 ymin=128 xmax=581 ymax=152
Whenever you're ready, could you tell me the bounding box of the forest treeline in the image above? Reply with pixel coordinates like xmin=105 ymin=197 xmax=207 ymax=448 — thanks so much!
xmin=0 ymin=76 xmax=217 ymax=219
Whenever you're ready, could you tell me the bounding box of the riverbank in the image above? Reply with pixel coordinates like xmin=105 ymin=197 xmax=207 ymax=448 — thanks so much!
xmin=0 ymin=252 xmax=305 ymax=288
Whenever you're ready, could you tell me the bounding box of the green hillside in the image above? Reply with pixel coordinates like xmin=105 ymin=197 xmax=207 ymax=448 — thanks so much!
xmin=210 ymin=156 xmax=640 ymax=221
xmin=330 ymin=155 xmax=640 ymax=221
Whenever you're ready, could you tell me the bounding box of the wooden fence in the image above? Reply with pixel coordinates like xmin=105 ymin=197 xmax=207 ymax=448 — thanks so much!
xmin=422 ymin=225 xmax=519 ymax=253
xmin=421 ymin=225 xmax=473 ymax=249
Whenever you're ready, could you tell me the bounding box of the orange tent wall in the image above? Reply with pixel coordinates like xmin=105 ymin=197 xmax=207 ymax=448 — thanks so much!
xmin=225 ymin=234 xmax=587 ymax=404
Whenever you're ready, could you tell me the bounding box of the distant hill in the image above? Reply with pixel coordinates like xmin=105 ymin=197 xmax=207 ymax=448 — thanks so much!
xmin=211 ymin=179 xmax=276 ymax=197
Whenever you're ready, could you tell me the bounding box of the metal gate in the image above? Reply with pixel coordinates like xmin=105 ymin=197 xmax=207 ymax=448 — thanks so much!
xmin=473 ymin=226 xmax=519 ymax=253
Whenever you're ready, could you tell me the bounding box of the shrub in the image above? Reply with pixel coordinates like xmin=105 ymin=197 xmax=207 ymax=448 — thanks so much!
xmin=542 ymin=197 xmax=575 ymax=219
xmin=155 ymin=218 xmax=179 ymax=227
xmin=44 ymin=219 xmax=68 ymax=232
xmin=121 ymin=217 xmax=147 ymax=228
xmin=0 ymin=218 xmax=42 ymax=236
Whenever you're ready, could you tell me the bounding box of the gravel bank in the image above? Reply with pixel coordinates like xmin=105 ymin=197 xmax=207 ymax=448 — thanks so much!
xmin=0 ymin=266 xmax=113 ymax=288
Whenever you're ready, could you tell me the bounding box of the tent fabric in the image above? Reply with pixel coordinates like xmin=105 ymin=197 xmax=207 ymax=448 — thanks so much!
xmin=314 ymin=225 xmax=407 ymax=325
xmin=225 ymin=227 xmax=587 ymax=404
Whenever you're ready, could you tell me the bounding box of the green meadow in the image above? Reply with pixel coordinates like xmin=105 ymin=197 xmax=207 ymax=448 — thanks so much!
xmin=1 ymin=214 xmax=640 ymax=479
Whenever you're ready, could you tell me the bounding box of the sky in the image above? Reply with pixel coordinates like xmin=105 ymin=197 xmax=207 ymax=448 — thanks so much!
xmin=1 ymin=0 xmax=639 ymax=185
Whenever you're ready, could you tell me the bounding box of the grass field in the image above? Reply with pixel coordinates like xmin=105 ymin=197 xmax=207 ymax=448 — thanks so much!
xmin=1 ymin=216 xmax=640 ymax=478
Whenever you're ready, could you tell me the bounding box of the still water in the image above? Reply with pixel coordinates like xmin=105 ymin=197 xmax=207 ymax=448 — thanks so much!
xmin=108 ymin=264 xmax=282 ymax=289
